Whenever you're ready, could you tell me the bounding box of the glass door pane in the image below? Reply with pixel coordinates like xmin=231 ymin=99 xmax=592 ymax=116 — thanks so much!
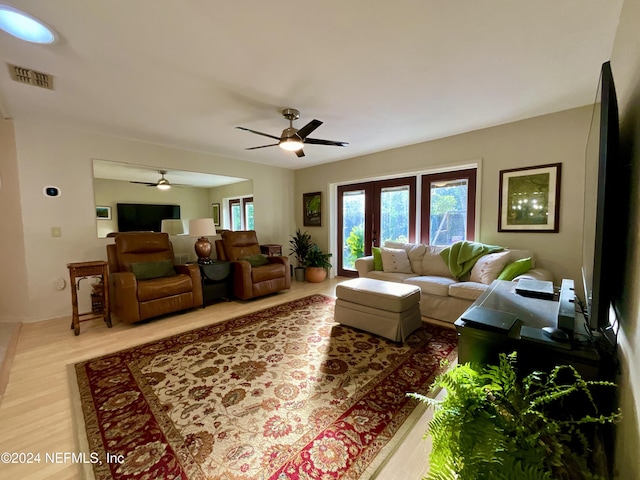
xmin=230 ymin=200 xmax=241 ymax=230
xmin=244 ymin=198 xmax=254 ymax=230
xmin=341 ymin=190 xmax=365 ymax=271
xmin=429 ymin=179 xmax=468 ymax=244
xmin=380 ymin=185 xmax=411 ymax=244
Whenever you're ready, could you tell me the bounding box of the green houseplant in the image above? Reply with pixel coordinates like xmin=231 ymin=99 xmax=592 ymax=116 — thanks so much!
xmin=409 ymin=353 xmax=619 ymax=480
xmin=289 ymin=229 xmax=313 ymax=281
xmin=304 ymin=245 xmax=333 ymax=283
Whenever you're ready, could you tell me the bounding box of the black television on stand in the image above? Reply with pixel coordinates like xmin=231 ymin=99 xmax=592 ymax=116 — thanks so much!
xmin=117 ymin=203 xmax=181 ymax=233
xmin=580 ymin=61 xmax=620 ymax=350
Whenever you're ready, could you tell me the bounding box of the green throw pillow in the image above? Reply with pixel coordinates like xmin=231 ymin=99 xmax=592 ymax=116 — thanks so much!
xmin=372 ymin=247 xmax=383 ymax=271
xmin=130 ymin=259 xmax=176 ymax=280
xmin=240 ymin=254 xmax=270 ymax=267
xmin=498 ymin=257 xmax=532 ymax=281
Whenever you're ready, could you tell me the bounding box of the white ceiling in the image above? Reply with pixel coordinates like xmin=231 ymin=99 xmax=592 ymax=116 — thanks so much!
xmin=0 ymin=1 xmax=623 ymax=170
xmin=92 ymin=159 xmax=249 ymax=188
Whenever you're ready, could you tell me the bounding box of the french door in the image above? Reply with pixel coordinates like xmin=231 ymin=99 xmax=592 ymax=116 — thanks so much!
xmin=337 ymin=177 xmax=416 ymax=277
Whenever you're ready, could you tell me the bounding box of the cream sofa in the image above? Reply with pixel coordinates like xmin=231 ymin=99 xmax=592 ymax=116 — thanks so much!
xmin=354 ymin=241 xmax=553 ymax=324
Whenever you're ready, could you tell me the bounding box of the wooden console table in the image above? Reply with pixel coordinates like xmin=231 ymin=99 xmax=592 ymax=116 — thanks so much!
xmin=260 ymin=244 xmax=283 ymax=256
xmin=67 ymin=261 xmax=112 ymax=336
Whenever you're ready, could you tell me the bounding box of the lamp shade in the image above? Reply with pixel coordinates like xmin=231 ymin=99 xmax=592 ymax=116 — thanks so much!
xmin=160 ymin=219 xmax=184 ymax=236
xmin=188 ymin=218 xmax=217 ymax=237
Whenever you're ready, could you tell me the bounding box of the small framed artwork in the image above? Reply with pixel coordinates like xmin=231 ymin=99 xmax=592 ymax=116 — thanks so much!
xmin=212 ymin=203 xmax=221 ymax=226
xmin=96 ymin=206 xmax=111 ymax=220
xmin=303 ymin=192 xmax=322 ymax=227
xmin=498 ymin=163 xmax=562 ymax=232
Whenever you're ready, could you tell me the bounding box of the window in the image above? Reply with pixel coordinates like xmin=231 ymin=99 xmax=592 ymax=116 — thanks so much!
xmin=228 ymin=196 xmax=254 ymax=230
xmin=420 ymin=169 xmax=476 ymax=245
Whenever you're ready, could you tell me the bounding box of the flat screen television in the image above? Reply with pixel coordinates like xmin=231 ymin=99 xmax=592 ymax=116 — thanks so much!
xmin=117 ymin=203 xmax=180 ymax=233
xmin=581 ymin=61 xmax=620 ymax=344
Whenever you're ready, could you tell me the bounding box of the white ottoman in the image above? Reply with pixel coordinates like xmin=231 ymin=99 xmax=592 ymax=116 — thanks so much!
xmin=334 ymin=278 xmax=422 ymax=342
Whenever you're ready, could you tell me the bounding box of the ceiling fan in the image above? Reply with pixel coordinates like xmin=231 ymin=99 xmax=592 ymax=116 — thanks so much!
xmin=236 ymin=108 xmax=348 ymax=158
xmin=129 ymin=170 xmax=184 ymax=190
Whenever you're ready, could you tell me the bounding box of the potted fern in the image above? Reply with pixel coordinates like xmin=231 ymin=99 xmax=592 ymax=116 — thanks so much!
xmin=289 ymin=229 xmax=313 ymax=281
xmin=409 ymin=352 xmax=619 ymax=480
xmin=304 ymin=245 xmax=332 ymax=283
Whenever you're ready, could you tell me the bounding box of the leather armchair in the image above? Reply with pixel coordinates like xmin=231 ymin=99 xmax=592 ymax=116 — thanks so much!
xmin=216 ymin=230 xmax=290 ymax=300
xmin=107 ymin=232 xmax=203 ymax=324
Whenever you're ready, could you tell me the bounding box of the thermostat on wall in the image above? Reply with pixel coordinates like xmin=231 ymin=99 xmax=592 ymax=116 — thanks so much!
xmin=43 ymin=186 xmax=61 ymax=197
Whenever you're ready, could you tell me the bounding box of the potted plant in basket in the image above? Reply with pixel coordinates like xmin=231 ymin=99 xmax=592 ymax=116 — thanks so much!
xmin=289 ymin=229 xmax=313 ymax=282
xmin=408 ymin=352 xmax=620 ymax=480
xmin=304 ymin=245 xmax=332 ymax=283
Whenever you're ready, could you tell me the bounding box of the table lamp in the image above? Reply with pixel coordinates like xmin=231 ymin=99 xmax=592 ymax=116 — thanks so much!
xmin=160 ymin=219 xmax=185 ymax=236
xmin=189 ymin=218 xmax=217 ymax=264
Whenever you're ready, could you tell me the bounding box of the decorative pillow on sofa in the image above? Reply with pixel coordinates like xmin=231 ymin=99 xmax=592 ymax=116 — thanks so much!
xmin=380 ymin=247 xmax=413 ymax=274
xmin=469 ymin=251 xmax=511 ymax=284
xmin=239 ymin=254 xmax=270 ymax=267
xmin=498 ymin=257 xmax=532 ymax=281
xmin=372 ymin=247 xmax=383 ymax=271
xmin=130 ymin=259 xmax=176 ymax=280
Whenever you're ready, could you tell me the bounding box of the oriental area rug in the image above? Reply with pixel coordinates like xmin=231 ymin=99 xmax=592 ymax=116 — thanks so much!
xmin=72 ymin=294 xmax=457 ymax=480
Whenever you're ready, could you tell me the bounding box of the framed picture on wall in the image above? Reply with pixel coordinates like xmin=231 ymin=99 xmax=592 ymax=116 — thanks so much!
xmin=303 ymin=192 xmax=322 ymax=227
xmin=498 ymin=163 xmax=562 ymax=232
xmin=96 ymin=206 xmax=111 ymax=220
xmin=212 ymin=203 xmax=221 ymax=226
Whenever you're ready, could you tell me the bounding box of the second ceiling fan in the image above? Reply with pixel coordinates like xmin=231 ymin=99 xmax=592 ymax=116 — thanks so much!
xmin=237 ymin=108 xmax=348 ymax=158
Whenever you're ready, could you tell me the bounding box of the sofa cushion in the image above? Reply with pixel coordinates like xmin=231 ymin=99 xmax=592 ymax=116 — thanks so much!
xmin=366 ymin=271 xmax=416 ymax=283
xmin=469 ymin=251 xmax=511 ymax=284
xmin=498 ymin=257 xmax=532 ymax=281
xmin=239 ymin=254 xmax=269 ymax=267
xmin=251 ymin=263 xmax=286 ymax=283
xmin=130 ymin=259 xmax=176 ymax=280
xmin=137 ymin=273 xmax=193 ymax=301
xmin=372 ymin=247 xmax=383 ymax=271
xmin=449 ymin=281 xmax=488 ymax=301
xmin=404 ymin=276 xmax=457 ymax=297
xmin=505 ymin=249 xmax=535 ymax=267
xmin=421 ymin=246 xmax=453 ymax=278
xmin=380 ymin=247 xmax=413 ymax=273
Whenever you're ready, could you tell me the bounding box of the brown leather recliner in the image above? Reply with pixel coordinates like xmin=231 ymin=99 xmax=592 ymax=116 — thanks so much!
xmin=216 ymin=230 xmax=290 ymax=300
xmin=107 ymin=232 xmax=203 ymax=324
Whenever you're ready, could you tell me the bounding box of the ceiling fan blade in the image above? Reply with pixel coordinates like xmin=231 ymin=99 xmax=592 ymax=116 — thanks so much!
xmin=236 ymin=126 xmax=281 ymax=141
xmin=296 ymin=119 xmax=323 ymax=139
xmin=129 ymin=181 xmax=156 ymax=186
xmin=295 ymin=149 xmax=305 ymax=158
xmin=304 ymin=137 xmax=349 ymax=147
xmin=245 ymin=144 xmax=279 ymax=150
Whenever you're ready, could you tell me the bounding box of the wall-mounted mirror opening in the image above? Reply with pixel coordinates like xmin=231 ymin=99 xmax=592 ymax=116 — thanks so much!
xmin=92 ymin=159 xmax=253 ymax=248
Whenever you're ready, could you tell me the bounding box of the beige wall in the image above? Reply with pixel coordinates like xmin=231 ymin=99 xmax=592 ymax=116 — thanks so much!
xmin=0 ymin=119 xmax=29 ymax=319
xmin=609 ymin=0 xmax=640 ymax=476
xmin=6 ymin=120 xmax=295 ymax=322
xmin=93 ymin=178 xmax=212 ymax=238
xmin=295 ymin=106 xmax=593 ymax=284
xmin=209 ymin=180 xmax=254 ymax=230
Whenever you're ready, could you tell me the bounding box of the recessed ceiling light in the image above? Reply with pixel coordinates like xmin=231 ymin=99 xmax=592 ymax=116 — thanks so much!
xmin=0 ymin=5 xmax=57 ymax=44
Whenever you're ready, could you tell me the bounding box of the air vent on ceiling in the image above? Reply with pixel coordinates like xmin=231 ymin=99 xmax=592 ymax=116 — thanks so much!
xmin=8 ymin=63 xmax=54 ymax=90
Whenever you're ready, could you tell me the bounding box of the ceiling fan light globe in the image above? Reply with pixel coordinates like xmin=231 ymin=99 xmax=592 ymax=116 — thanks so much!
xmin=156 ymin=180 xmax=171 ymax=190
xmin=280 ymin=139 xmax=304 ymax=151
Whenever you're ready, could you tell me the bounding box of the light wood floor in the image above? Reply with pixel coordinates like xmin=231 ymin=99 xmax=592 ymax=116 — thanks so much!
xmin=0 ymin=278 xmax=453 ymax=479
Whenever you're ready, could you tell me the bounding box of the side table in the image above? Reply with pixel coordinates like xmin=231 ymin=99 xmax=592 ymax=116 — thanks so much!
xmin=67 ymin=261 xmax=112 ymax=336
xmin=190 ymin=261 xmax=232 ymax=306
xmin=260 ymin=244 xmax=283 ymax=256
